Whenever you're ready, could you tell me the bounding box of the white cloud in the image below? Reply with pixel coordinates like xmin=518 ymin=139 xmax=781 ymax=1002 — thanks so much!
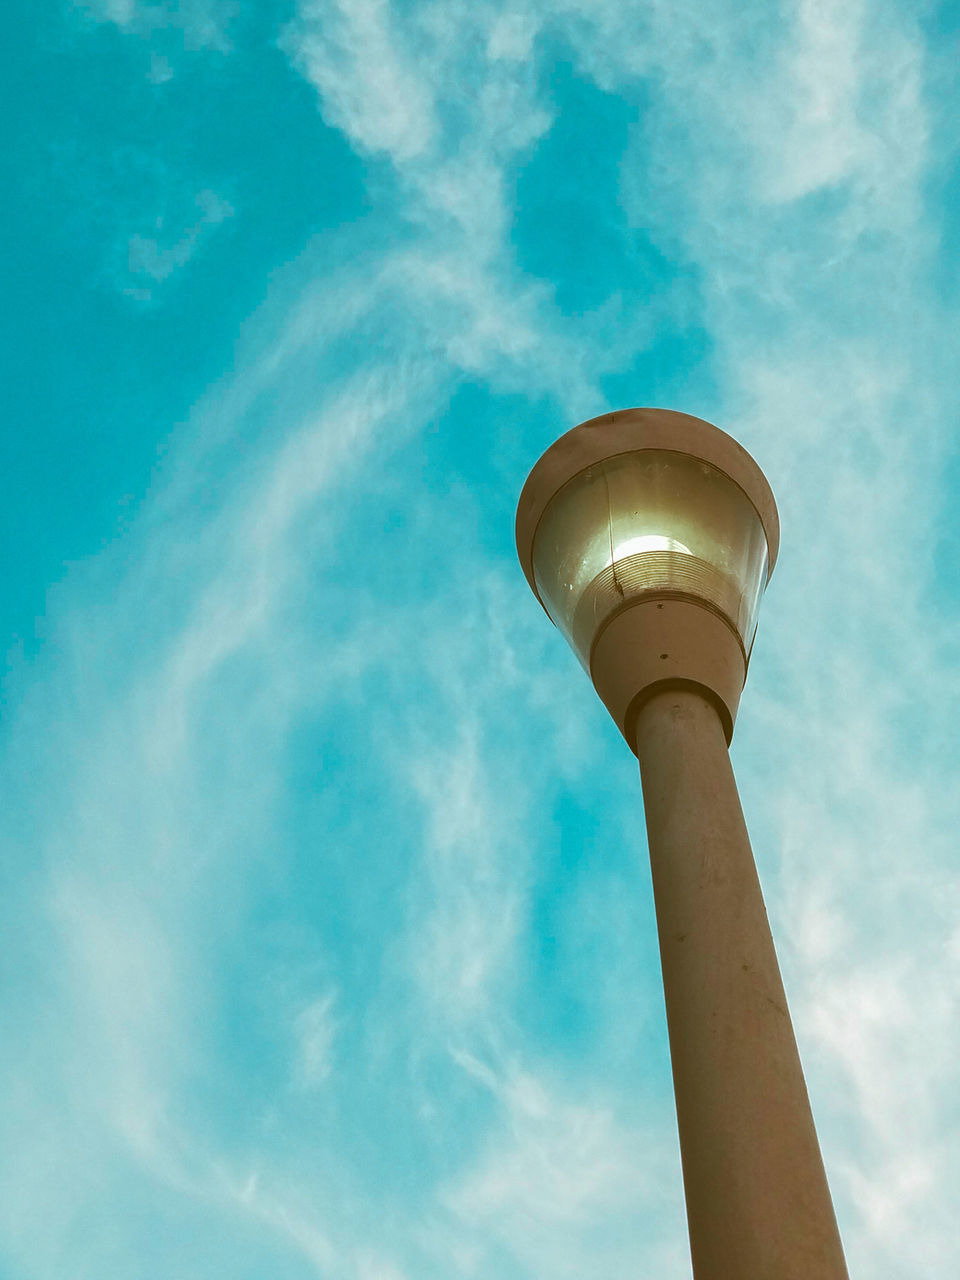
xmin=122 ymin=188 xmax=234 ymax=301
xmin=283 ymin=0 xmax=438 ymax=163
xmin=356 ymin=1257 xmax=410 ymax=1280
xmin=407 ymin=722 xmax=525 ymax=1025
xmin=440 ymin=1056 xmax=688 ymax=1279
xmin=293 ymin=991 xmax=338 ymax=1087
xmin=75 ymin=0 xmax=233 ymax=53
xmin=280 ymin=0 xmax=561 ymax=364
xmin=0 ymin=247 xmax=457 ymax=1272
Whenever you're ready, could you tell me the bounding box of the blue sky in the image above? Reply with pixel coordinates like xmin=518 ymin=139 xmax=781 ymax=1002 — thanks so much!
xmin=3 ymin=1 xmax=960 ymax=1276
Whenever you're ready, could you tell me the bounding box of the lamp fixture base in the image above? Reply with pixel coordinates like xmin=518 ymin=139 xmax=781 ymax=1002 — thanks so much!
xmin=589 ymin=597 xmax=747 ymax=750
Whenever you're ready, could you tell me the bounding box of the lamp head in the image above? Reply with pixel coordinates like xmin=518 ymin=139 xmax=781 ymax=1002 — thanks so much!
xmin=515 ymin=408 xmax=779 ymax=749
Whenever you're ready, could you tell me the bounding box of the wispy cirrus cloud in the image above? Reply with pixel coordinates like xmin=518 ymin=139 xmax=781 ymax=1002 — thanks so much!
xmin=121 ymin=188 xmax=234 ymax=301
xmin=74 ymin=0 xmax=234 ymax=52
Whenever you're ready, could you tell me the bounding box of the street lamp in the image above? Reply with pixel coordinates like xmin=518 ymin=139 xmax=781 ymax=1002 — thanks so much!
xmin=516 ymin=408 xmax=848 ymax=1280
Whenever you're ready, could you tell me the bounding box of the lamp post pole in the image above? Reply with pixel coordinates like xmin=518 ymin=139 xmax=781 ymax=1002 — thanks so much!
xmin=516 ymin=408 xmax=849 ymax=1279
xmin=635 ymin=688 xmax=847 ymax=1279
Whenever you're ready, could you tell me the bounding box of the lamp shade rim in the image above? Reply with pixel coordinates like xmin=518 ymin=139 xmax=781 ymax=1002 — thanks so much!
xmin=515 ymin=407 xmax=780 ymax=605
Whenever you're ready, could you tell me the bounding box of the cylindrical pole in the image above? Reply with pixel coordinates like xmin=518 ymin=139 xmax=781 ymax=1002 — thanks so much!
xmin=634 ymin=687 xmax=847 ymax=1280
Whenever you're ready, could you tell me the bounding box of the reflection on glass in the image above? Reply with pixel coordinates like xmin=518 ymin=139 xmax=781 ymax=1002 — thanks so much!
xmin=532 ymin=450 xmax=769 ymax=668
xmin=607 ymin=534 xmax=692 ymax=564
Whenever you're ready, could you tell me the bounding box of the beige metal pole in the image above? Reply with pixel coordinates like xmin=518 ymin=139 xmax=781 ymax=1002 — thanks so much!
xmin=634 ymin=687 xmax=848 ymax=1280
